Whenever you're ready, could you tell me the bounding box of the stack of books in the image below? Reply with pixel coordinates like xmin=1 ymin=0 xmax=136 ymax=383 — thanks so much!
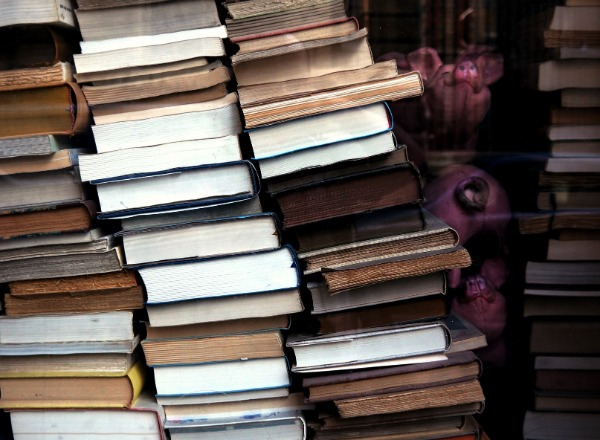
xmin=0 ymin=1 xmax=164 ymax=439
xmin=74 ymin=1 xmax=307 ymax=439
xmin=222 ymin=0 xmax=487 ymax=438
xmin=516 ymin=1 xmax=600 ymax=439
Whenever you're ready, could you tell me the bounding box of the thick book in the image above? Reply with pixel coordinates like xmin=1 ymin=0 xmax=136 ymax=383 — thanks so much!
xmin=119 ymin=212 xmax=281 ymax=265
xmin=224 ymin=0 xmax=343 ymax=20
xmin=152 ymin=356 xmax=290 ymax=397
xmin=145 ymin=288 xmax=304 ymax=327
xmin=141 ymin=329 xmax=285 ymax=366
xmin=233 ymin=28 xmax=373 ymax=87
xmin=333 ymin=378 xmax=485 ymax=419
xmin=0 ymin=82 xmax=90 ymax=139
xmin=523 ymin=410 xmax=600 ymax=440
xmin=444 ymin=312 xmax=488 ymax=355
xmin=0 ymin=62 xmax=74 ymax=91
xmin=544 ymin=157 xmax=600 ymax=173
xmin=94 ymin=161 xmax=260 ymax=219
xmin=9 ymin=391 xmax=166 ymax=440
xmin=138 ymin=245 xmax=300 ymax=304
xmin=78 ymin=134 xmax=242 ymax=184
xmin=225 ymin=0 xmax=348 ymax=41
xmin=241 ymin=69 xmax=423 ymax=128
xmin=0 ymin=0 xmax=76 ymax=28
xmin=528 ymin=59 xmax=600 ymax=91
xmin=286 ymin=320 xmax=451 ymax=373
xmin=303 ymin=351 xmax=482 ymax=403
xmin=0 ymin=134 xmax=82 ymax=158
xmin=321 ymin=246 xmax=471 ymax=294
xmin=545 ymin=124 xmax=600 ymax=141
xmin=561 ymin=87 xmax=600 ymax=108
xmin=0 ymin=149 xmax=83 ymax=175
xmin=550 ymin=140 xmax=600 ymax=157
xmin=308 ymin=271 xmax=446 ymax=313
xmin=0 ymin=360 xmax=145 ymax=409
xmin=90 ymin=93 xmax=242 ymax=154
xmin=300 ymin=210 xmax=459 ymax=275
xmin=270 ymin=162 xmax=424 ymax=229
xmin=518 ymin=209 xmax=600 ymax=234
xmin=533 ymin=391 xmax=600 ymax=413
xmin=75 ymin=0 xmax=221 ymax=41
xmin=157 ymin=387 xmax=290 ymax=407
xmin=79 ymin=60 xmax=231 ymax=105
xmin=537 ymin=190 xmax=600 ymax=210
xmin=0 ymin=201 xmax=96 ymax=240
xmin=525 ymin=260 xmax=600 ymax=285
xmin=529 ymin=319 xmax=600 ymax=355
xmin=248 ymin=102 xmax=393 ymax=161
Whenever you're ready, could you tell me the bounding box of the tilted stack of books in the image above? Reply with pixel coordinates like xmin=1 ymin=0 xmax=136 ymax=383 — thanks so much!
xmin=0 ymin=1 xmax=164 ymax=439
xmin=73 ymin=1 xmax=308 ymax=439
xmin=516 ymin=2 xmax=600 ymax=439
xmin=222 ymin=0 xmax=487 ymax=439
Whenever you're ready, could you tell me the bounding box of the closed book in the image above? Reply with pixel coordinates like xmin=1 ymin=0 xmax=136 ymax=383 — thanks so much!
xmin=138 ymin=245 xmax=300 ymax=304
xmin=157 ymin=387 xmax=290 ymax=407
xmin=304 ymin=350 xmax=482 ymax=403
xmin=90 ymin=93 xmax=242 ymax=154
xmin=533 ymin=391 xmax=600 ymax=413
xmin=0 ymin=0 xmax=76 ymax=28
xmin=537 ymin=189 xmax=600 ymax=210
xmin=142 ymin=329 xmax=284 ymax=366
xmin=333 ymin=378 xmax=485 ymax=419
xmin=153 ymin=356 xmax=290 ymax=397
xmin=224 ymin=0 xmax=344 ymax=20
xmin=528 ymin=59 xmax=600 ymax=91
xmin=145 ymin=288 xmax=304 ymax=327
xmin=9 ymin=391 xmax=166 ymax=440
xmin=518 ymin=209 xmax=600 ymax=235
xmin=524 ymin=295 xmax=600 ymax=318
xmin=233 ymin=28 xmax=373 ymax=87
xmin=525 ymin=260 xmax=600 ymax=285
xmin=75 ymin=0 xmax=221 ymax=41
xmin=0 ymin=149 xmax=83 ymax=175
xmin=0 ymin=62 xmax=74 ymax=91
xmin=0 ymin=134 xmax=82 ymax=158
xmin=0 ymin=82 xmax=90 ymax=139
xmin=0 ymin=360 xmax=146 ymax=409
xmin=95 ymin=161 xmax=259 ymax=219
xmin=523 ymin=410 xmax=600 ymax=440
xmin=529 ymin=319 xmax=600 ymax=355
xmin=286 ymin=320 xmax=451 ymax=373
xmin=118 ymin=212 xmax=281 ymax=265
xmin=0 ymin=25 xmax=75 ymax=69
xmin=271 ymin=162 xmax=423 ymax=229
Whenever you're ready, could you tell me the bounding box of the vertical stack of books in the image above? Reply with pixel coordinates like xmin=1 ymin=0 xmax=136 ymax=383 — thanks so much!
xmin=223 ymin=0 xmax=487 ymax=438
xmin=0 ymin=1 xmax=164 ymax=439
xmin=73 ymin=1 xmax=307 ymax=439
xmin=516 ymin=1 xmax=600 ymax=438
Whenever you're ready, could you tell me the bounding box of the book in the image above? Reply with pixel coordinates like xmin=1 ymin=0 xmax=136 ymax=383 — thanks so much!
xmin=524 ymin=295 xmax=600 ymax=318
xmin=247 ymin=102 xmax=393 ymax=161
xmin=518 ymin=209 xmax=600 ymax=234
xmin=303 ymin=351 xmax=482 ymax=403
xmin=163 ymin=392 xmax=310 ymax=424
xmin=0 ymin=336 xmax=140 ymax=356
xmin=528 ymin=59 xmax=600 ymax=91
xmin=0 ymin=348 xmax=143 ymax=378
xmin=443 ymin=312 xmax=488 ymax=354
xmin=233 ymin=17 xmax=359 ymax=56
xmin=0 ymin=62 xmax=74 ymax=91
xmin=333 ymin=378 xmax=485 ymax=419
xmin=0 ymin=149 xmax=83 ymax=175
xmin=9 ymin=391 xmax=166 ymax=440
xmin=539 ymin=5 xmax=600 ymax=32
xmin=545 ymin=236 xmax=600 ymax=260
xmin=0 ymin=243 xmax=123 ymax=283
xmin=72 ymin=36 xmax=226 ymax=75
xmin=232 ymin=28 xmax=374 ymax=87
xmin=286 ymin=320 xmax=451 ymax=373
xmin=550 ymin=107 xmax=600 ymax=125
xmin=3 ymin=285 xmax=144 ymax=316
xmin=152 ymin=356 xmax=290 ymax=397
xmin=94 ymin=161 xmax=259 ymax=219
xmin=8 ymin=269 xmax=138 ymax=295
xmin=0 ymin=360 xmax=146 ymax=409
xmin=0 ymin=0 xmax=76 ymax=28
xmin=270 ymin=162 xmax=423 ymax=229
xmin=523 ymin=410 xmax=600 ymax=440
xmin=78 ymin=134 xmax=242 ymax=183
xmin=119 ymin=196 xmax=263 ymax=232
xmin=535 ymin=356 xmax=600 ymax=393
xmin=90 ymin=93 xmax=242 ymax=154
xmin=310 ymin=294 xmax=448 ymax=335
xmin=240 ymin=70 xmax=423 ymax=128
xmin=550 ymin=140 xmax=600 ymax=157
xmin=223 ymin=0 xmax=344 ymax=20
xmin=545 ymin=124 xmax=600 ymax=141
xmin=141 ymin=330 xmax=285 ymax=366
xmin=224 ymin=0 xmax=348 ymax=41
xmin=561 ymin=87 xmax=600 ymax=107
xmin=537 ymin=190 xmax=600 ymax=210
xmin=75 ymin=0 xmax=221 ymax=41
xmin=119 ymin=212 xmax=281 ymax=265
xmin=544 ymin=157 xmax=600 ymax=173
xmin=138 ymin=245 xmax=300 ymax=304
xmin=157 ymin=387 xmax=290 ymax=407
xmin=300 ymin=211 xmax=459 ymax=275
xmin=308 ymin=271 xmax=446 ymax=313
xmin=258 ymin=131 xmax=399 ymax=180
xmin=0 ymin=310 xmax=135 ymax=345
xmin=167 ymin=415 xmax=306 ymax=440
xmin=291 ymin=203 xmax=426 ymax=253
xmin=533 ymin=392 xmax=600 ymax=413
xmin=0 ymin=169 xmax=86 ymax=212
xmin=0 ymin=134 xmax=82 ymax=158
xmin=145 ymin=288 xmax=304 ymax=327
xmin=0 ymin=201 xmax=97 ymax=240
xmin=321 ymin=246 xmax=472 ymax=294
xmin=0 ymin=83 xmax=90 ymax=139
xmin=529 ymin=319 xmax=600 ymax=355
xmin=525 ymin=260 xmax=600 ymax=285
xmin=79 ymin=60 xmax=232 ymax=105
